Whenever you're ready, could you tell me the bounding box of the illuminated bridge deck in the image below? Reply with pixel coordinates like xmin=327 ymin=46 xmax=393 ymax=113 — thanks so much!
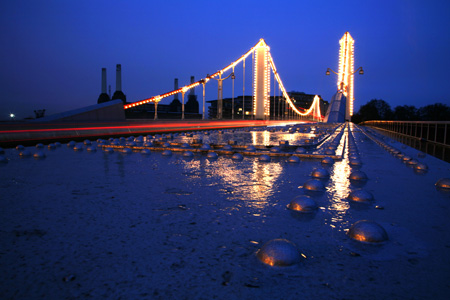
xmin=0 ymin=123 xmax=449 ymax=299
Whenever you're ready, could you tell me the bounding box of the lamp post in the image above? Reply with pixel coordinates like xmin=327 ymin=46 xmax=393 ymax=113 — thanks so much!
xmin=231 ymin=69 xmax=235 ymax=120
xmin=154 ymin=97 xmax=161 ymax=120
xmin=326 ymin=66 xmax=363 ymax=76
xmin=181 ymin=87 xmax=188 ymax=120
xmin=326 ymin=66 xmax=364 ymax=93
xmin=242 ymin=58 xmax=246 ymax=120
xmin=212 ymin=71 xmax=234 ymax=119
xmin=200 ymin=78 xmax=208 ymax=120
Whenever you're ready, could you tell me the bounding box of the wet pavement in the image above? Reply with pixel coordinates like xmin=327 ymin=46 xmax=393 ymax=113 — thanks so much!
xmin=0 ymin=123 xmax=449 ymax=299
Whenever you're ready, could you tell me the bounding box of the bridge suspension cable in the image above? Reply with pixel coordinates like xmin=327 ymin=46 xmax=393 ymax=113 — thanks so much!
xmin=266 ymin=50 xmax=321 ymax=119
xmin=124 ymin=39 xmax=323 ymax=121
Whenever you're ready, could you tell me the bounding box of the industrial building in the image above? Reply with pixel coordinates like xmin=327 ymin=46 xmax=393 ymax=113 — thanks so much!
xmin=97 ymin=64 xmax=127 ymax=104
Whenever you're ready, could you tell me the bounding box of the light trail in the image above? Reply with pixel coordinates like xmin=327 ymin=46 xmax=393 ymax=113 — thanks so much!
xmin=0 ymin=120 xmax=314 ymax=145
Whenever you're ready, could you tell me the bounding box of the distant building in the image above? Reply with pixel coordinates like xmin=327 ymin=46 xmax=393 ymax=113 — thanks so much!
xmin=169 ymin=78 xmax=182 ymax=112
xmin=207 ymin=96 xmax=253 ymax=119
xmin=185 ymin=76 xmax=199 ymax=114
xmin=98 ymin=65 xmax=126 ymax=104
xmin=169 ymin=99 xmax=182 ymax=113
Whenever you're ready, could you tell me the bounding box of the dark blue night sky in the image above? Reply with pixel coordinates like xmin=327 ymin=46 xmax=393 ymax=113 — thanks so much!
xmin=1 ymin=0 xmax=449 ymax=119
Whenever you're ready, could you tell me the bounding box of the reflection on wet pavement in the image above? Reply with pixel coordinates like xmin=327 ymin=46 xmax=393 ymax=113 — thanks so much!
xmin=180 ymin=155 xmax=284 ymax=213
xmin=327 ymin=127 xmax=351 ymax=229
xmin=2 ymin=122 xmax=450 ymax=299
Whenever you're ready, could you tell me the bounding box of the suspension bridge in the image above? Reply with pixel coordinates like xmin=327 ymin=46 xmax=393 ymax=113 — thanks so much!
xmin=124 ymin=39 xmax=323 ymax=122
xmin=0 ymin=33 xmax=361 ymax=145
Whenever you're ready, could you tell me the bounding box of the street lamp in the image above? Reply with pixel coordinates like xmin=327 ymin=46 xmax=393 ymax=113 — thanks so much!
xmin=326 ymin=67 xmax=364 ymax=76
xmin=231 ymin=71 xmax=235 ymax=120
xmin=212 ymin=71 xmax=234 ymax=119
xmin=10 ymin=113 xmax=15 ymax=120
xmin=200 ymin=78 xmax=209 ymax=120
xmin=326 ymin=66 xmax=364 ymax=94
xmin=153 ymin=97 xmax=161 ymax=120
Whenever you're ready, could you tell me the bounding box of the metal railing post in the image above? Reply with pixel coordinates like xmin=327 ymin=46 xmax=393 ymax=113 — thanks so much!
xmin=421 ymin=123 xmax=423 ymax=140
xmin=435 ymin=123 xmax=438 ymax=143
xmin=444 ymin=123 xmax=447 ymax=145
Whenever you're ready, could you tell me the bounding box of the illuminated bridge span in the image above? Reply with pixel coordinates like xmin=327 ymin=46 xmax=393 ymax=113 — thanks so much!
xmin=124 ymin=39 xmax=322 ymax=122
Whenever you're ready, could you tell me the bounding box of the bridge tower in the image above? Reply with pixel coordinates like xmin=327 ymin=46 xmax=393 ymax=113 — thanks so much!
xmin=325 ymin=32 xmax=363 ymax=122
xmin=338 ymin=32 xmax=355 ymax=120
xmin=253 ymin=39 xmax=270 ymax=120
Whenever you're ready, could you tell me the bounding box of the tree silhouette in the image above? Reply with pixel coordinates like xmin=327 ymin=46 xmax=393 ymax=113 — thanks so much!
xmin=354 ymin=99 xmax=393 ymax=122
xmin=418 ymin=103 xmax=450 ymax=121
xmin=352 ymin=100 xmax=449 ymax=122
xmin=393 ymin=105 xmax=418 ymax=121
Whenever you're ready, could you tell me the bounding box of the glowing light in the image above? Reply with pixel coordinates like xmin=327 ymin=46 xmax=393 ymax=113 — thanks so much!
xmin=251 ymin=130 xmax=270 ymax=146
xmin=338 ymin=32 xmax=355 ymax=118
xmin=264 ymin=45 xmax=270 ymax=116
xmin=253 ymin=40 xmax=271 ymax=119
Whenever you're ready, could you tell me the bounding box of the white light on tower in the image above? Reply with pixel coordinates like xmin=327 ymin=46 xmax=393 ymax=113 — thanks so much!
xmin=337 ymin=32 xmax=355 ymax=119
xmin=253 ymin=39 xmax=270 ymax=119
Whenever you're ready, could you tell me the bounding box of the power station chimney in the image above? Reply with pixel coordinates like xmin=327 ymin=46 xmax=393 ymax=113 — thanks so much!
xmin=112 ymin=64 xmax=127 ymax=103
xmin=169 ymin=78 xmax=182 ymax=112
xmin=189 ymin=76 xmax=195 ymax=96
xmin=102 ymin=68 xmax=107 ymax=93
xmin=116 ymin=64 xmax=122 ymax=91
xmin=174 ymin=78 xmax=179 ymax=100
xmin=97 ymin=67 xmax=110 ymax=104
xmin=186 ymin=75 xmax=199 ymax=114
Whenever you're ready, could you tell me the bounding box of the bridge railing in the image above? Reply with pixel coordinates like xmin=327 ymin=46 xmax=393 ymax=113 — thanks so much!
xmin=360 ymin=120 xmax=450 ymax=147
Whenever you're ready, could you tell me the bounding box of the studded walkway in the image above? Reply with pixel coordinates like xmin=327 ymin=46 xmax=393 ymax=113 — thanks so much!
xmin=0 ymin=123 xmax=449 ymax=299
